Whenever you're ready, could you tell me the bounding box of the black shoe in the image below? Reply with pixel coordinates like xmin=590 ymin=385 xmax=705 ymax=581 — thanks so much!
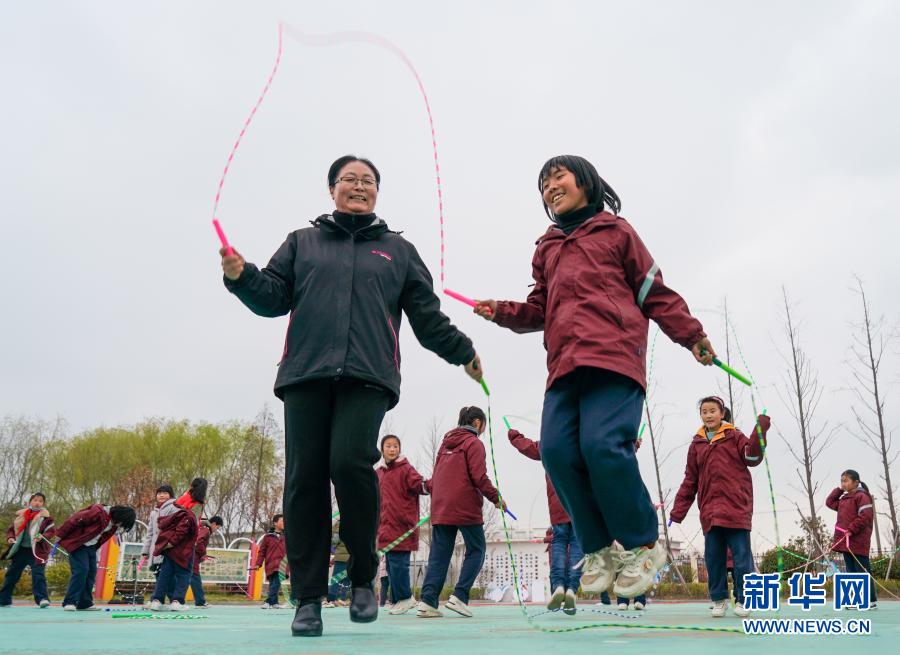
xmin=349 ymin=585 xmax=378 ymax=623
xmin=291 ymin=601 xmax=323 ymax=637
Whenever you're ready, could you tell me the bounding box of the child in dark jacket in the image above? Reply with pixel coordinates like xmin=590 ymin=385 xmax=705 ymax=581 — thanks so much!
xmin=826 ymin=469 xmax=877 ymax=606
xmin=1 ymin=493 xmax=56 ymax=608
xmin=417 ymin=407 xmax=504 ymax=619
xmin=670 ymin=396 xmax=770 ymax=618
xmin=376 ymin=434 xmax=428 ymax=615
xmin=508 ymin=429 xmax=581 ymax=615
xmin=190 ymin=516 xmax=223 ymax=608
xmin=254 ymin=514 xmax=290 ymax=608
xmin=149 ymin=502 xmax=198 ymax=611
xmin=55 ymin=504 xmax=136 ymax=611
xmin=475 ymin=155 xmax=716 ymax=598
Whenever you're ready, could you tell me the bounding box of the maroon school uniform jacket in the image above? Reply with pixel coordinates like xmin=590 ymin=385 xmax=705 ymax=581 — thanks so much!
xmin=493 ymin=211 xmax=706 ymax=391
xmin=507 ymin=430 xmax=570 ymax=525
xmin=153 ymin=506 xmax=198 ymax=570
xmin=426 ymin=427 xmax=500 ymax=526
xmin=193 ymin=523 xmax=211 ymax=574
xmin=670 ymin=417 xmax=769 ymax=532
xmin=55 ymin=504 xmax=113 ymax=554
xmin=376 ymin=456 xmax=428 ymax=551
xmin=3 ymin=508 xmax=56 ymax=563
xmin=255 ymin=532 xmax=287 ymax=579
xmin=825 ymin=487 xmax=874 ymax=556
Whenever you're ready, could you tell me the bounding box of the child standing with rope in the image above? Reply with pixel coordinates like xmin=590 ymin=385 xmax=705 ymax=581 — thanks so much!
xmin=476 ymin=155 xmax=716 ymax=598
xmin=670 ymin=396 xmax=770 ymax=618
xmin=417 ymin=407 xmax=505 ymax=619
xmin=826 ymin=469 xmax=877 ymax=608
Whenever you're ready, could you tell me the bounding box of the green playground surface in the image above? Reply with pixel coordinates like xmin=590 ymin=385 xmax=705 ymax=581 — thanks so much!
xmin=3 ymin=601 xmax=896 ymax=655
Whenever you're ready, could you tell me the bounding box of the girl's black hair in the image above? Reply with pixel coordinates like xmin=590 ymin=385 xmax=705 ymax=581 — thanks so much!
xmin=110 ymin=506 xmax=137 ymax=532
xmin=699 ymin=396 xmax=733 ymax=423
xmin=538 ymin=155 xmax=621 ymax=220
xmin=209 ymin=516 xmax=224 ymax=526
xmin=29 ymin=492 xmax=46 ymax=503
xmin=380 ymin=434 xmax=401 ymax=450
xmin=328 ymin=155 xmax=381 ymax=189
xmin=458 ymin=406 xmax=486 ymax=428
xmin=842 ymin=469 xmax=870 ymax=494
xmin=270 ymin=513 xmax=284 ymax=532
xmin=156 ymin=484 xmax=175 ymax=497
xmin=188 ymin=478 xmax=208 ymax=504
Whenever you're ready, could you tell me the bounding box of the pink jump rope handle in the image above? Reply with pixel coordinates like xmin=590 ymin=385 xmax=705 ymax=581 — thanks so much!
xmin=213 ymin=219 xmax=235 ymax=256
xmin=443 ymin=288 xmax=477 ymax=308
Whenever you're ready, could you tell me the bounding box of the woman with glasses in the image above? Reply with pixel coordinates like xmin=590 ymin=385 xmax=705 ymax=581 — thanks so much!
xmin=218 ymin=154 xmax=483 ymax=637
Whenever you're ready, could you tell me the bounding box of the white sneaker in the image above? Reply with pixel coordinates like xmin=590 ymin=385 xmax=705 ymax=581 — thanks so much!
xmin=416 ymin=601 xmax=443 ymax=618
xmin=633 ymin=601 xmax=645 ymax=611
xmin=39 ymin=600 xmax=50 ymax=608
xmin=169 ymin=601 xmax=188 ymax=611
xmin=445 ymin=594 xmax=473 ymax=618
xmin=563 ymin=589 xmax=577 ymax=616
xmin=547 ymin=586 xmax=565 ymax=611
xmin=617 ymin=602 xmax=628 ymax=610
xmin=78 ymin=605 xmax=101 ymax=611
xmin=575 ymin=547 xmax=617 ymax=592
xmin=63 ymin=605 xmax=76 ymax=611
xmin=613 ymin=542 xmax=666 ymax=598
xmin=275 ymin=603 xmax=293 ymax=609
xmin=149 ymin=600 xmax=164 ymax=611
xmin=711 ymin=600 xmax=727 ymax=618
xmin=322 ymin=601 xmax=336 ymax=608
xmin=733 ymin=603 xmax=749 ymax=617
xmin=260 ymin=602 xmax=271 ymax=609
xmin=389 ymin=597 xmax=418 ymax=615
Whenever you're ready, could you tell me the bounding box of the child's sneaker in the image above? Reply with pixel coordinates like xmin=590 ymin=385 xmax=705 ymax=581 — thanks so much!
xmin=563 ymin=589 xmax=577 ymax=616
xmin=321 ymin=601 xmax=336 ymax=608
xmin=574 ymin=547 xmax=617 ymax=592
xmin=547 ymin=585 xmax=565 ymax=611
xmin=275 ymin=603 xmax=293 ymax=609
xmin=711 ymin=600 xmax=727 ymax=617
xmin=633 ymin=600 xmax=645 ymax=611
xmin=389 ymin=597 xmax=418 ymax=615
xmin=148 ymin=600 xmax=163 ymax=611
xmin=39 ymin=600 xmax=50 ymax=608
xmin=445 ymin=595 xmax=473 ymax=618
xmin=63 ymin=605 xmax=76 ymax=611
xmin=613 ymin=542 xmax=666 ymax=598
xmin=617 ymin=602 xmax=628 ymax=610
xmin=733 ymin=603 xmax=749 ymax=617
xmin=169 ymin=601 xmax=188 ymax=611
xmin=260 ymin=602 xmax=271 ymax=609
xmin=416 ymin=601 xmax=443 ymax=618
xmin=78 ymin=605 xmax=101 ymax=611
xmin=194 ymin=603 xmax=211 ymax=609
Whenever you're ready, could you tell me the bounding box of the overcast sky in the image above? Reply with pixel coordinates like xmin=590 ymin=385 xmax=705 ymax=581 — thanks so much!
xmin=2 ymin=1 xmax=899 ymax=553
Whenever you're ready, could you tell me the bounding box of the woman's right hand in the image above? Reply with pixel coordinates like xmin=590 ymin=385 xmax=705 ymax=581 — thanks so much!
xmin=474 ymin=300 xmax=496 ymax=321
xmin=220 ymin=247 xmax=245 ymax=281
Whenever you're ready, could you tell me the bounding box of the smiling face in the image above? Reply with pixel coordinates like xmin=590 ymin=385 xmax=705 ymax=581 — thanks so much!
xmin=331 ymin=161 xmax=379 ymax=214
xmin=700 ymin=402 xmax=725 ymax=431
xmin=29 ymin=495 xmax=45 ymax=509
xmin=156 ymin=491 xmax=171 ymax=504
xmin=541 ymin=166 xmax=589 ymax=216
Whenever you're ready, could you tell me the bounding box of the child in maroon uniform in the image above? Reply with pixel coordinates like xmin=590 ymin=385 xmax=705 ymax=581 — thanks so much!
xmin=376 ymin=434 xmax=428 ymax=615
xmin=417 ymin=407 xmax=504 ymax=619
xmin=254 ymin=514 xmax=290 ymax=608
xmin=1 ymin=493 xmax=56 ymax=607
xmin=56 ymin=504 xmax=136 ymax=611
xmin=826 ymin=469 xmax=877 ymax=607
xmin=670 ymin=396 xmax=770 ymax=618
xmin=149 ymin=501 xmax=198 ymax=611
xmin=476 ymin=155 xmax=715 ymax=598
xmin=190 ymin=515 xmax=223 ymax=608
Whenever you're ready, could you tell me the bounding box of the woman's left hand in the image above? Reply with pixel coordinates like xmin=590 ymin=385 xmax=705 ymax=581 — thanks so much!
xmin=465 ymin=354 xmax=484 ymax=382
xmin=691 ymin=338 xmax=716 ymax=365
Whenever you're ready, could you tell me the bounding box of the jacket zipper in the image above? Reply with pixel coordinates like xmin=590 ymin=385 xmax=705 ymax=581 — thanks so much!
xmin=388 ymin=316 xmax=399 ymax=372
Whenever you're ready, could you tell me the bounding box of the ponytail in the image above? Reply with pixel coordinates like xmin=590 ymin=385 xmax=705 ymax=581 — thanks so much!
xmin=458 ymin=406 xmax=486 ymax=429
xmin=188 ymin=477 xmax=208 ymax=504
xmin=841 ymin=469 xmax=870 ymax=495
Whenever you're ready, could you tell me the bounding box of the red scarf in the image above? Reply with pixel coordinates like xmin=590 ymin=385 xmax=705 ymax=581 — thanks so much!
xmin=16 ymin=509 xmax=40 ymax=536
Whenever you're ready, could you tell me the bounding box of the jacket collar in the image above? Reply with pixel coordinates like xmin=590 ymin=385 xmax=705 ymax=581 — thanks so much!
xmin=539 ymin=210 xmax=618 ymax=244
xmin=377 ymin=455 xmax=408 ymax=470
xmin=694 ymin=422 xmax=735 ymax=443
xmin=313 ymin=213 xmax=392 ymax=240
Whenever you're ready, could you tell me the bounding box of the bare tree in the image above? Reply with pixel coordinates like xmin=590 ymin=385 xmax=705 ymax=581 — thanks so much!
xmin=774 ymin=287 xmax=838 ymax=558
xmin=416 ymin=416 xmax=444 ymax=548
xmin=846 ymin=275 xmax=899 ymax=549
